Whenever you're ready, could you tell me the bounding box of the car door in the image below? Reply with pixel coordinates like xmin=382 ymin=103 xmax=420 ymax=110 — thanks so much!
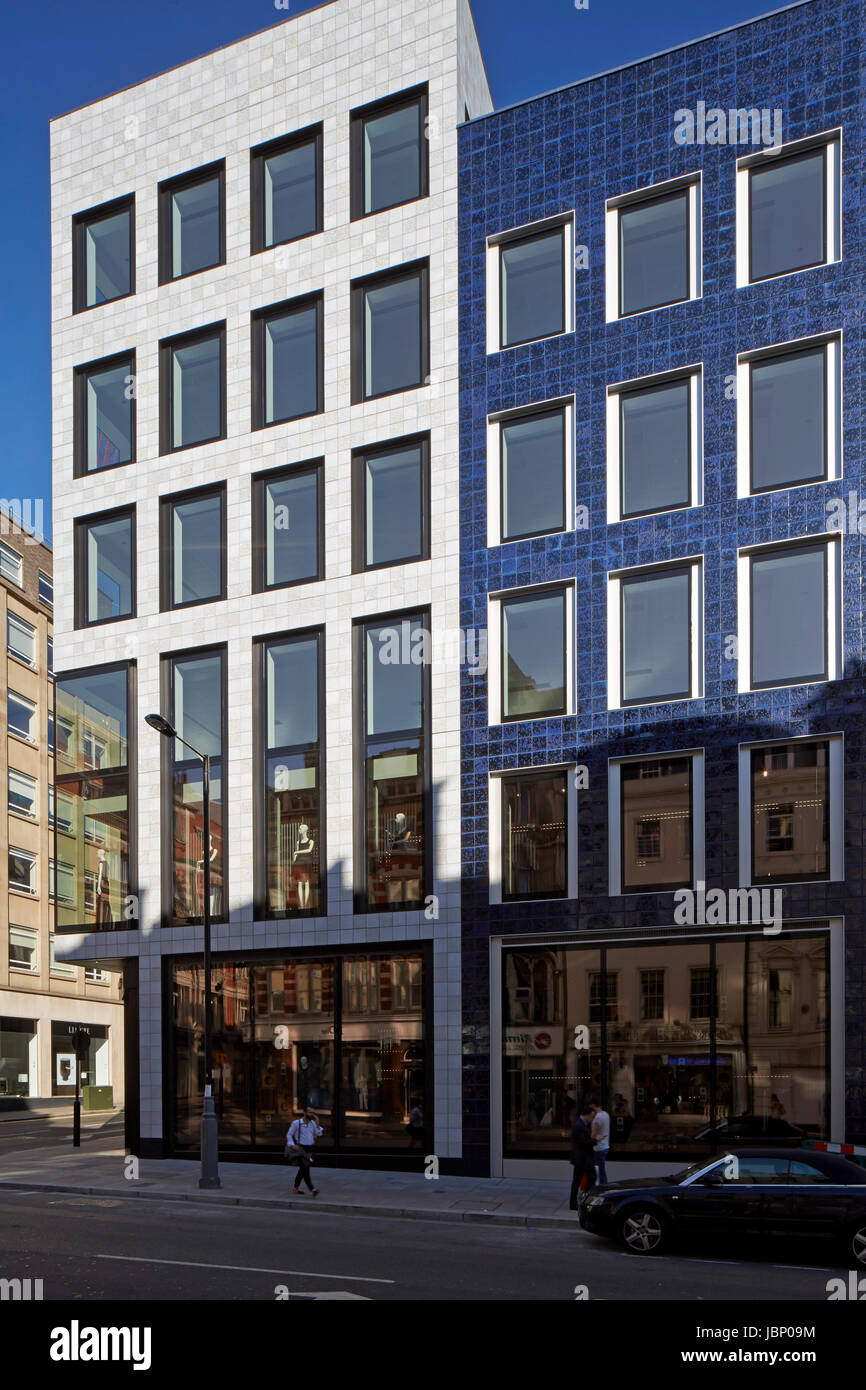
xmin=675 ymin=1156 xmax=790 ymax=1238
xmin=784 ymin=1160 xmax=853 ymax=1245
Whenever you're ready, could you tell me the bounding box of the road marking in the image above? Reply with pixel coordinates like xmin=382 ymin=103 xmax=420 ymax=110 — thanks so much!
xmin=95 ymin=1253 xmax=394 ymax=1284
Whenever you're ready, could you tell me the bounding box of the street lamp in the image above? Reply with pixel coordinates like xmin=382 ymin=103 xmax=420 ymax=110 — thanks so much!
xmin=145 ymin=712 xmax=221 ymax=1189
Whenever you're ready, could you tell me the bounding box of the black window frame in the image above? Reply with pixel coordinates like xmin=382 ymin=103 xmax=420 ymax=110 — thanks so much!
xmin=499 ymin=404 xmax=568 ymax=543
xmin=619 ymin=563 xmax=695 ymax=707
xmin=353 ymin=607 xmax=432 ymax=914
xmin=350 ymin=259 xmax=429 ymax=404
xmin=250 ymin=123 xmax=323 ymax=253
xmin=619 ymin=754 xmax=695 ymax=894
xmin=73 ymin=348 xmax=137 ymax=479
xmin=498 ymin=225 xmax=567 ymax=350
xmin=748 ymin=541 xmax=829 ymax=690
xmin=158 ymin=160 xmax=226 ymax=285
xmin=251 ymin=292 xmax=324 ymax=429
xmin=748 ymin=342 xmax=829 ymax=495
xmin=72 ymin=193 xmax=135 ymax=314
xmin=350 ymin=84 xmax=429 ymax=221
xmin=159 ymin=482 xmax=227 ymax=612
xmin=352 ymin=432 xmax=430 ymax=572
xmin=617 ymin=186 xmax=691 ymax=319
xmin=159 ymin=643 xmax=228 ymax=928
xmin=74 ymin=504 xmax=137 ymax=630
xmin=500 ymin=766 xmax=569 ymax=903
xmin=52 ymin=658 xmax=138 ymax=934
xmin=500 ymin=586 xmax=568 ymax=724
xmin=619 ymin=375 xmax=693 ymax=520
xmin=749 ymin=739 xmax=831 ymax=885
xmin=748 ymin=145 xmax=828 ymax=285
xmin=253 ymin=626 xmax=326 ymax=920
xmin=251 ymin=457 xmax=324 ymax=593
xmin=159 ymin=321 xmax=227 ymax=455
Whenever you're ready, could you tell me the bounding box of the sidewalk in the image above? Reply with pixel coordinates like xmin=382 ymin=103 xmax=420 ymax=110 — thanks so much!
xmin=0 ymin=1141 xmax=649 ymax=1231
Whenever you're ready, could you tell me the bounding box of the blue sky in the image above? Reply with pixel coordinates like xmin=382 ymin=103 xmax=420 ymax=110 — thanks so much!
xmin=1 ymin=0 xmax=795 ymax=538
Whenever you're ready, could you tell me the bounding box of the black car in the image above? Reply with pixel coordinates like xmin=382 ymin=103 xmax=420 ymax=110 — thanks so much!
xmin=578 ymin=1148 xmax=866 ymax=1267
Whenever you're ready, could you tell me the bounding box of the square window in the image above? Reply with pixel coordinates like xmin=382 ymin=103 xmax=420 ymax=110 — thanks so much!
xmin=749 ymin=741 xmax=830 ymax=883
xmin=159 ymin=162 xmax=225 ymax=282
xmin=500 ymin=407 xmax=567 ymax=541
xmin=7 ymin=691 xmax=36 ymax=742
xmin=748 ymin=345 xmax=828 ymax=492
xmin=749 ymin=543 xmax=828 ymax=688
xmin=9 ymin=768 xmax=37 ymax=818
xmin=352 ymin=262 xmax=428 ymax=402
xmin=749 ymin=148 xmax=825 ymax=282
xmin=617 ymin=376 xmax=694 ymax=518
xmin=499 ymin=227 xmax=566 ymax=348
xmin=351 ymin=87 xmax=427 ymax=218
xmin=9 ymin=847 xmax=37 ymax=894
xmin=9 ymin=926 xmax=37 ymax=973
xmin=252 ymin=295 xmax=323 ymax=427
xmin=7 ymin=613 xmax=36 ymax=666
xmin=75 ymin=508 xmax=136 ymax=626
xmin=501 ymin=769 xmax=568 ymax=901
xmin=252 ymin=461 xmax=322 ymax=591
xmin=618 ymin=565 xmax=696 ymax=706
xmin=353 ymin=435 xmax=429 ymax=570
xmin=160 ymin=325 xmax=225 ymax=453
xmin=72 ymin=195 xmax=134 ymax=311
xmin=0 ymin=540 xmax=23 ymax=586
xmin=160 ymin=487 xmax=225 ymax=610
xmin=501 ymin=589 xmax=567 ymax=720
xmin=251 ymin=126 xmax=322 ymax=251
xmin=619 ymin=756 xmax=694 ymax=892
xmin=74 ymin=352 xmax=135 ymax=475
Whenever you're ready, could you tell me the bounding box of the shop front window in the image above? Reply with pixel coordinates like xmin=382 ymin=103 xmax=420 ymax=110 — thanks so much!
xmin=0 ymin=1018 xmax=36 ymax=1097
xmin=51 ymin=1022 xmax=109 ymax=1097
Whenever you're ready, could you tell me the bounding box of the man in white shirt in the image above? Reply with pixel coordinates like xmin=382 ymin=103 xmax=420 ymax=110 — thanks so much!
xmin=286 ymin=1106 xmax=324 ymax=1196
xmin=589 ymin=1097 xmax=611 ymax=1185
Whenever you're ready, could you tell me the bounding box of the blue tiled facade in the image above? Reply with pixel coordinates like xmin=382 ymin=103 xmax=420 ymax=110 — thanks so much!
xmin=458 ymin=0 xmax=865 ymax=1174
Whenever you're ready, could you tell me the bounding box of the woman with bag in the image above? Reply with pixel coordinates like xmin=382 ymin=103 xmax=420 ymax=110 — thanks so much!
xmin=285 ymin=1106 xmax=324 ymax=1196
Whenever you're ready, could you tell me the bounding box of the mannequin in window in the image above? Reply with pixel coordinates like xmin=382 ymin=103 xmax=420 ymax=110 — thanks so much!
xmin=292 ymin=823 xmax=315 ymax=909
xmin=387 ymin=811 xmax=420 ymax=904
xmin=197 ymin=834 xmax=221 ymax=917
xmin=96 ymin=852 xmax=112 ymax=926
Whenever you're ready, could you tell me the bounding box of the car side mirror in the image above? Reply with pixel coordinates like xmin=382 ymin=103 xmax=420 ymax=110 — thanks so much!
xmin=701 ymin=1172 xmax=725 ymax=1187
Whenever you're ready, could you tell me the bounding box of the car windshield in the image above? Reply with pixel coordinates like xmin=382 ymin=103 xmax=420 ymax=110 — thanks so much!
xmin=670 ymin=1159 xmax=723 ymax=1185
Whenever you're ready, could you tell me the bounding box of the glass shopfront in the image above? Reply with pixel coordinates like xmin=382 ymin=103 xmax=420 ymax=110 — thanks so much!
xmin=0 ymin=1018 xmax=36 ymax=1097
xmin=503 ymin=930 xmax=829 ymax=1159
xmin=51 ymin=1021 xmax=110 ymax=1097
xmin=170 ymin=949 xmax=427 ymax=1155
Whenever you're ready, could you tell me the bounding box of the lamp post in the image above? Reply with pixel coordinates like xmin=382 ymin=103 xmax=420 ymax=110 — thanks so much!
xmin=145 ymin=712 xmax=221 ymax=1189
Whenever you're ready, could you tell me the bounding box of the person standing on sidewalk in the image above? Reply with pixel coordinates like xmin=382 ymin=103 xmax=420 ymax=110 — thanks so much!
xmin=588 ymin=1096 xmax=611 ymax=1185
xmin=568 ymin=1104 xmax=596 ymax=1210
xmin=286 ymin=1106 xmax=323 ymax=1196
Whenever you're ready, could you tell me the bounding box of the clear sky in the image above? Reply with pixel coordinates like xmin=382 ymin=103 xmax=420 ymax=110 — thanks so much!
xmin=1 ymin=0 xmax=803 ymax=538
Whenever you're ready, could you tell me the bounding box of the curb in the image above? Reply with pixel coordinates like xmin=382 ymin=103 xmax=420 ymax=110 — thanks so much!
xmin=0 ymin=1178 xmax=580 ymax=1232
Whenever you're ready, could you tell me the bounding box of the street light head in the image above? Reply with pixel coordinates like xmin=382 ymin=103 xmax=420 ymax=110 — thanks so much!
xmin=145 ymin=712 xmax=175 ymax=738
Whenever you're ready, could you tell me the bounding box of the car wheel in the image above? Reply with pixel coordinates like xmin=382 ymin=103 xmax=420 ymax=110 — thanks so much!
xmin=618 ymin=1204 xmax=668 ymax=1255
xmin=846 ymin=1221 xmax=866 ymax=1270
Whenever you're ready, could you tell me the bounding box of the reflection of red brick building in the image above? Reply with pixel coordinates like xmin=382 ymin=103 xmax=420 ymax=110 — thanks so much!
xmin=171 ymin=792 xmax=224 ymax=920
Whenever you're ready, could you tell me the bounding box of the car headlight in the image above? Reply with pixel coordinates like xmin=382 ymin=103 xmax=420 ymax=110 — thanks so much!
xmin=584 ymin=1194 xmax=606 ymax=1210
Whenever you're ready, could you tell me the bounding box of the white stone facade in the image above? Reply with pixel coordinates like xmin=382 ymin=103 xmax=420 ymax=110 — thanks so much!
xmin=49 ymin=0 xmax=491 ymax=1156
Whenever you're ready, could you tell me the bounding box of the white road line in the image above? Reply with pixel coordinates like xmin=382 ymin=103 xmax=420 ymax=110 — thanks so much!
xmin=95 ymin=1253 xmax=394 ymax=1284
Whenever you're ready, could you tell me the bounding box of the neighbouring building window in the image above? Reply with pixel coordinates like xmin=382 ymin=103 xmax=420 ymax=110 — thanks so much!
xmin=9 ymin=847 xmax=37 ymax=894
xmin=73 ymin=195 xmax=133 ymax=311
xmin=0 ymin=540 xmax=23 ymax=585
xmin=352 ymin=87 xmax=427 ymax=218
xmin=0 ymin=1017 xmax=37 ymax=1097
xmin=251 ymin=126 xmax=322 ymax=250
xmin=640 ymin=968 xmax=665 ymax=1021
xmin=8 ymin=768 xmax=37 ymax=819
xmin=159 ymin=162 xmax=224 ymax=281
xmin=7 ymin=691 xmax=36 ymax=742
xmin=7 ymin=613 xmax=36 ymax=666
xmin=9 ymin=927 xmax=37 ymax=974
xmin=39 ymin=571 xmax=53 ymax=606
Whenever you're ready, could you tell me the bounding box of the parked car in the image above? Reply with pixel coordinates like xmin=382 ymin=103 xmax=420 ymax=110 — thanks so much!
xmin=578 ymin=1149 xmax=866 ymax=1267
xmin=694 ymin=1113 xmax=804 ymax=1141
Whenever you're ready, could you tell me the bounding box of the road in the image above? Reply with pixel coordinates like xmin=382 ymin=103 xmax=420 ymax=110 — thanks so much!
xmin=0 ymin=1187 xmax=849 ymax=1301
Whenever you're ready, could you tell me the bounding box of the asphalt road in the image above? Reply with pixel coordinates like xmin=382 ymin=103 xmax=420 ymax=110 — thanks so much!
xmin=0 ymin=1187 xmax=849 ymax=1302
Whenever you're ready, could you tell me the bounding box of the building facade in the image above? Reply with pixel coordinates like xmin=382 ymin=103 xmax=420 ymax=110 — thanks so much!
xmin=49 ymin=0 xmax=490 ymax=1161
xmin=458 ymin=0 xmax=863 ymax=1176
xmin=1 ymin=514 xmax=124 ymax=1103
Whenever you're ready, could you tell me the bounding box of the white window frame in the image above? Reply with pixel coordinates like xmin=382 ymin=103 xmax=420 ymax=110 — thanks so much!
xmin=38 ymin=571 xmax=53 ymax=606
xmin=736 ymin=332 xmax=842 ymax=497
xmin=7 ymin=689 xmax=37 ymax=744
xmin=605 ymin=173 xmax=701 ymax=322
xmin=737 ymin=533 xmax=841 ymax=692
xmin=607 ymin=557 xmax=704 ymax=710
xmin=85 ymin=967 xmax=110 ymax=985
xmin=737 ymin=733 xmax=843 ymax=885
xmin=9 ymin=846 xmax=37 ymax=896
xmin=8 ymin=767 xmax=37 ymax=820
xmin=487 ymin=580 xmax=576 ymax=725
xmin=736 ymin=130 xmax=842 ymax=288
xmin=606 ymin=365 xmax=703 ymax=523
xmin=7 ymin=612 xmax=36 ymax=666
xmin=0 ymin=539 xmax=23 ymax=586
xmin=487 ymin=396 xmax=575 ymax=546
xmin=9 ymin=925 xmax=38 ymax=975
xmin=489 ymin=761 xmax=578 ymax=905
xmin=608 ymin=749 xmax=705 ymax=896
xmin=486 ymin=213 xmax=574 ymax=354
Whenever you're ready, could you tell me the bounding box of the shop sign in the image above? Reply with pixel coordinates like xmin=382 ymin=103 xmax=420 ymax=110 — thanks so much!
xmin=504 ymin=1027 xmax=564 ymax=1056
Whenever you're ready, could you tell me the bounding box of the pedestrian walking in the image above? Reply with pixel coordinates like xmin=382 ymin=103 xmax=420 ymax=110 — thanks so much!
xmin=588 ymin=1095 xmax=611 ymax=1185
xmin=286 ymin=1105 xmax=323 ymax=1196
xmin=568 ymin=1103 xmax=596 ymax=1210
